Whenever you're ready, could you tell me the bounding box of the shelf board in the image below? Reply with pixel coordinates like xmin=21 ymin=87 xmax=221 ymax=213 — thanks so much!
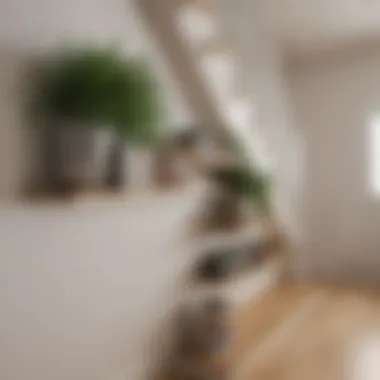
xmin=188 ymin=213 xmax=282 ymax=251
xmin=22 ymin=179 xmax=206 ymax=207
xmin=183 ymin=255 xmax=285 ymax=308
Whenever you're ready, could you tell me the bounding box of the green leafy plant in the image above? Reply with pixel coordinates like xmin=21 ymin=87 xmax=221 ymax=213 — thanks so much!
xmin=37 ymin=46 xmax=165 ymax=145
xmin=209 ymin=164 xmax=272 ymax=212
xmin=111 ymin=58 xmax=166 ymax=145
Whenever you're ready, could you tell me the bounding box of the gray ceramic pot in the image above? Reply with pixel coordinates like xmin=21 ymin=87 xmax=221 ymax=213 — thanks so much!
xmin=53 ymin=122 xmax=113 ymax=192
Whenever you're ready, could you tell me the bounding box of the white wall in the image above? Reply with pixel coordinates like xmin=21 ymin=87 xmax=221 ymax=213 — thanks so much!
xmin=0 ymin=188 xmax=203 ymax=380
xmin=288 ymin=45 xmax=380 ymax=282
xmin=0 ymin=1 xmax=198 ymax=379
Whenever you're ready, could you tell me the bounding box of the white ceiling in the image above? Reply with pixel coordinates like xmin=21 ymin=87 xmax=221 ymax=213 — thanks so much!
xmin=261 ymin=0 xmax=380 ymax=55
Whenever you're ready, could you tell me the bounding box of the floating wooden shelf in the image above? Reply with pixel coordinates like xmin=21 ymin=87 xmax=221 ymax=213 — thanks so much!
xmin=22 ymin=179 xmax=206 ymax=207
xmin=189 ymin=209 xmax=284 ymax=246
xmin=189 ymin=221 xmax=264 ymax=250
xmin=186 ymin=254 xmax=284 ymax=293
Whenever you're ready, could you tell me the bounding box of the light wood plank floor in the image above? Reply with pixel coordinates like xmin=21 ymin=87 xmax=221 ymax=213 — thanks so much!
xmin=231 ymin=283 xmax=380 ymax=380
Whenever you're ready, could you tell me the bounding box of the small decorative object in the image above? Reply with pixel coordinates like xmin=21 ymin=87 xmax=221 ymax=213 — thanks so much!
xmin=153 ymin=141 xmax=179 ymax=188
xmin=171 ymin=128 xmax=203 ymax=182
xmin=170 ymin=127 xmax=230 ymax=181
xmin=34 ymin=46 xmax=164 ymax=195
xmin=173 ymin=127 xmax=237 ymax=172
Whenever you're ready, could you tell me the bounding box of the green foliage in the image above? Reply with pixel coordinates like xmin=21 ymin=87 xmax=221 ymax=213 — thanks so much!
xmin=37 ymin=46 xmax=165 ymax=145
xmin=112 ymin=58 xmax=166 ymax=145
xmin=210 ymin=164 xmax=272 ymax=211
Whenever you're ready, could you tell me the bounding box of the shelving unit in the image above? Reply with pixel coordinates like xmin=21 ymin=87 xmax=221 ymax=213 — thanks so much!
xmin=149 ymin=2 xmax=290 ymax=379
xmin=185 ymin=255 xmax=284 ymax=306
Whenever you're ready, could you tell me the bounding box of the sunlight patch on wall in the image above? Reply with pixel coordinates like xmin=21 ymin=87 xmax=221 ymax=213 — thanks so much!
xmin=368 ymin=115 xmax=380 ymax=197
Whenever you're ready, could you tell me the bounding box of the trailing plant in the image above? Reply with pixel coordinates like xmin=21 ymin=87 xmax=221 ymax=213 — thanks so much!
xmin=209 ymin=164 xmax=272 ymax=212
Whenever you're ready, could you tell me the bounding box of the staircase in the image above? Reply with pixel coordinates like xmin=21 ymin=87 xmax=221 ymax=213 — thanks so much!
xmin=137 ymin=0 xmax=294 ymax=303
xmin=137 ymin=1 xmax=297 ymax=378
xmin=138 ymin=0 xmax=301 ymax=239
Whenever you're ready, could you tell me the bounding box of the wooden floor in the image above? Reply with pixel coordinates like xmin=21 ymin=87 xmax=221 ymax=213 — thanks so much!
xmin=227 ymin=282 xmax=380 ymax=380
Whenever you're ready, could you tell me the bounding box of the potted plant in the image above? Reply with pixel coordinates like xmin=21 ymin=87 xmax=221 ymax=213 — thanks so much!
xmin=204 ymin=163 xmax=272 ymax=231
xmin=36 ymin=46 xmax=164 ymax=194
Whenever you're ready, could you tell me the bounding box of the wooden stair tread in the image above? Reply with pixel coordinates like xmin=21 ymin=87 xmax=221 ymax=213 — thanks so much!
xmin=183 ymin=255 xmax=285 ymax=313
